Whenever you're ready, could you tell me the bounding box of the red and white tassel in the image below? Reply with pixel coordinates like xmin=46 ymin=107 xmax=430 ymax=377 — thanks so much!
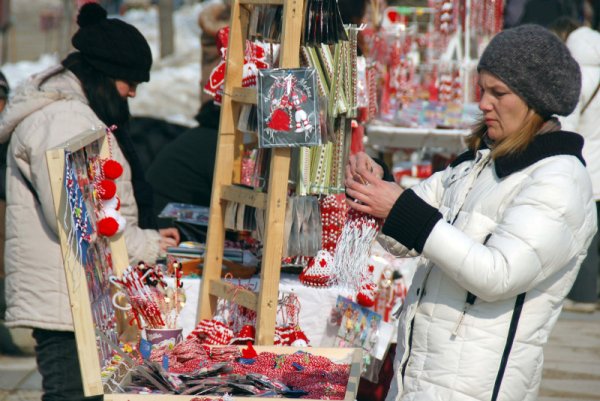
xmin=331 ymin=209 xmax=382 ymax=291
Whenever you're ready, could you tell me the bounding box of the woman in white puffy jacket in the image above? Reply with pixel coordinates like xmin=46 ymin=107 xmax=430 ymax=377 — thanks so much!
xmin=346 ymin=25 xmax=597 ymax=401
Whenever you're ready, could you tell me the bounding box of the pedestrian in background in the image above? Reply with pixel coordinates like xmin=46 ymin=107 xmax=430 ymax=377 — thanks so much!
xmin=550 ymin=16 xmax=600 ymax=313
xmin=0 ymin=3 xmax=179 ymax=400
xmin=345 ymin=25 xmax=596 ymax=401
xmin=0 ymin=70 xmax=9 ymax=323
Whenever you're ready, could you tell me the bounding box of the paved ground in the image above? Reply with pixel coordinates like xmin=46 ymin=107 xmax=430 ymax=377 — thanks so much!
xmin=1 ymin=309 xmax=599 ymax=400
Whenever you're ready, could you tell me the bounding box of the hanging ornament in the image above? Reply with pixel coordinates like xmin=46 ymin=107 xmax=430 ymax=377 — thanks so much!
xmin=203 ymin=26 xmax=270 ymax=105
xmin=331 ymin=208 xmax=382 ymax=291
xmin=300 ymin=249 xmax=335 ymax=287
xmin=97 ymin=179 xmax=116 ymax=200
xmin=302 ymin=0 xmax=348 ymax=46
xmin=356 ymin=265 xmax=377 ymax=307
xmin=102 ymin=159 xmax=123 ymax=180
xmin=97 ymin=208 xmax=126 ymax=237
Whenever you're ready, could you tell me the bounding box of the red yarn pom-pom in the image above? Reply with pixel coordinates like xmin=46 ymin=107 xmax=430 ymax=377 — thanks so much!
xmin=103 ymin=160 xmax=123 ymax=180
xmin=97 ymin=217 xmax=119 ymax=237
xmin=97 ymin=179 xmax=116 ymax=200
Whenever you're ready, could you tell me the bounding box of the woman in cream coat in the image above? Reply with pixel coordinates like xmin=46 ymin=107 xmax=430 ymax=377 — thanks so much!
xmin=0 ymin=4 xmax=178 ymax=401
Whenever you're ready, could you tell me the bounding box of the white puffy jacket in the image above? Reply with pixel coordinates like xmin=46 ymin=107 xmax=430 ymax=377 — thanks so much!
xmin=560 ymin=26 xmax=600 ymax=200
xmin=381 ymin=131 xmax=597 ymax=401
xmin=0 ymin=66 xmax=161 ymax=331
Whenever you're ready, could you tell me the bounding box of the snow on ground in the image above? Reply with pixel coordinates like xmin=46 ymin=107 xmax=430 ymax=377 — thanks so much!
xmin=1 ymin=2 xmax=209 ymax=127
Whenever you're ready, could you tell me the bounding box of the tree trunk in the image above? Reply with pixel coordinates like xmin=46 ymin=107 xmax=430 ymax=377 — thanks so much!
xmin=158 ymin=0 xmax=175 ymax=58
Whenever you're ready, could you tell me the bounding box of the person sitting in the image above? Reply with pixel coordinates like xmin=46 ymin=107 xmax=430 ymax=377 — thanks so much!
xmin=146 ymin=101 xmax=220 ymax=233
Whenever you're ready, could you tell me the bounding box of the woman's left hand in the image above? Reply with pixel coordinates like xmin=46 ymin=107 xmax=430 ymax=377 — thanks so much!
xmin=345 ymin=164 xmax=403 ymax=219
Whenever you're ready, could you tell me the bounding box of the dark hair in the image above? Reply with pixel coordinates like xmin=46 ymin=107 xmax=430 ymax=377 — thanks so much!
xmin=0 ymin=70 xmax=9 ymax=99
xmin=40 ymin=53 xmax=157 ymax=228
xmin=548 ymin=16 xmax=581 ymax=42
xmin=61 ymin=52 xmax=130 ymax=128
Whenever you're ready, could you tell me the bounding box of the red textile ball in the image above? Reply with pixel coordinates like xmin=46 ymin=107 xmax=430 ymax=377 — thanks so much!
xmin=97 ymin=179 xmax=117 ymax=200
xmin=103 ymin=160 xmax=123 ymax=179
xmin=97 ymin=217 xmax=119 ymax=237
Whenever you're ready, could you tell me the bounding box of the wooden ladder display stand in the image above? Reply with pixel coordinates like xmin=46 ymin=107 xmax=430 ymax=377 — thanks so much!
xmin=199 ymin=0 xmax=304 ymax=345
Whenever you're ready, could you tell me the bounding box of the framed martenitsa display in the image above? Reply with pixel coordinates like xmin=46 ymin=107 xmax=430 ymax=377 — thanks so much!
xmin=46 ymin=127 xmax=363 ymax=400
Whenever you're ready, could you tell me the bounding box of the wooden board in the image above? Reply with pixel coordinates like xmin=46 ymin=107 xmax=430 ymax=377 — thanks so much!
xmin=46 ymin=127 xmax=130 ymax=397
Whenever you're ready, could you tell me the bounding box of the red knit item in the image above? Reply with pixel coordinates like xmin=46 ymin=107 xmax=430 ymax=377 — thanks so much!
xmin=357 ymin=265 xmax=377 ymax=307
xmin=267 ymin=108 xmax=291 ymax=131
xmin=103 ymin=159 xmax=123 ymax=179
xmin=97 ymin=179 xmax=117 ymax=200
xmin=300 ymin=250 xmax=334 ymax=287
xmin=97 ymin=217 xmax=119 ymax=237
xmin=241 ymin=341 xmax=257 ymax=359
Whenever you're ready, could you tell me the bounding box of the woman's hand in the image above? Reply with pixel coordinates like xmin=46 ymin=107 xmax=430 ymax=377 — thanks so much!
xmin=345 ymin=162 xmax=403 ymax=219
xmin=346 ymin=152 xmax=384 ymax=181
xmin=158 ymin=227 xmax=180 ymax=253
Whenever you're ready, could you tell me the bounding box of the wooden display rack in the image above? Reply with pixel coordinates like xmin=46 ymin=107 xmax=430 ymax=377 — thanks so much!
xmin=199 ymin=0 xmax=304 ymax=345
xmin=46 ymin=127 xmax=363 ymax=400
xmin=46 ymin=127 xmax=130 ymax=395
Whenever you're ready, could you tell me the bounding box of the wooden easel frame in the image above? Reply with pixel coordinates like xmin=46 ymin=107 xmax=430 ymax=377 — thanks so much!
xmin=200 ymin=0 xmax=305 ymax=346
xmin=46 ymin=127 xmax=129 ymax=397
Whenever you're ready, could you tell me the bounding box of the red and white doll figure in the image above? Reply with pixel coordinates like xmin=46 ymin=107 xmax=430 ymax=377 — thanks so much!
xmin=204 ymin=26 xmax=269 ymax=104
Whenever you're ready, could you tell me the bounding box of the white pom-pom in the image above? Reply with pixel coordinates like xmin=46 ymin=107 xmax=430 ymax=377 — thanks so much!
xmin=102 ymin=208 xmax=126 ymax=234
xmin=104 ymin=195 xmax=121 ymax=211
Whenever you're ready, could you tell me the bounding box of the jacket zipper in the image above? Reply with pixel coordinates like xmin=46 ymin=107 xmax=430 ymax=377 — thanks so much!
xmin=452 ymin=233 xmax=492 ymax=337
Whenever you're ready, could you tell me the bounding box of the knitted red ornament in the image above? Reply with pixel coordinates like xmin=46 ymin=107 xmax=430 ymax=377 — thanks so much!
xmin=241 ymin=341 xmax=257 ymax=359
xmin=267 ymin=108 xmax=291 ymax=131
xmin=97 ymin=217 xmax=119 ymax=237
xmin=299 ymin=250 xmax=334 ymax=287
xmin=356 ymin=265 xmax=377 ymax=307
xmin=290 ymin=329 xmax=309 ymax=347
xmin=97 ymin=179 xmax=117 ymax=200
xmin=103 ymin=159 xmax=123 ymax=179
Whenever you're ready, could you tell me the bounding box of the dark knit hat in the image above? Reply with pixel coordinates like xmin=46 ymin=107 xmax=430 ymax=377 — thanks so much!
xmin=72 ymin=3 xmax=152 ymax=82
xmin=478 ymin=24 xmax=581 ymax=118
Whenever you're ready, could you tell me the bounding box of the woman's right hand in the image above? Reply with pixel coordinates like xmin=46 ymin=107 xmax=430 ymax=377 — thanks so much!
xmin=158 ymin=227 xmax=180 ymax=253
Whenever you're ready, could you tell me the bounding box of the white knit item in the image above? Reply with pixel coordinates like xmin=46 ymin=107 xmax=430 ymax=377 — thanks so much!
xmin=331 ymin=209 xmax=381 ymax=291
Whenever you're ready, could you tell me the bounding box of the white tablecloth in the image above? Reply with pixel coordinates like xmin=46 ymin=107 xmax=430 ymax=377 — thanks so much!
xmin=170 ymin=274 xmax=354 ymax=346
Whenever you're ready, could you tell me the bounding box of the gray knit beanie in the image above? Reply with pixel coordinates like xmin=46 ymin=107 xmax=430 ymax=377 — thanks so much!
xmin=477 ymin=24 xmax=581 ymax=118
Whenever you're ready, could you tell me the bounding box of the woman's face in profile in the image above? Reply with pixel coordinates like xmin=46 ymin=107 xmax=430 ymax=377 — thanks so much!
xmin=478 ymin=71 xmax=530 ymax=142
xmin=115 ymin=80 xmax=139 ymax=99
